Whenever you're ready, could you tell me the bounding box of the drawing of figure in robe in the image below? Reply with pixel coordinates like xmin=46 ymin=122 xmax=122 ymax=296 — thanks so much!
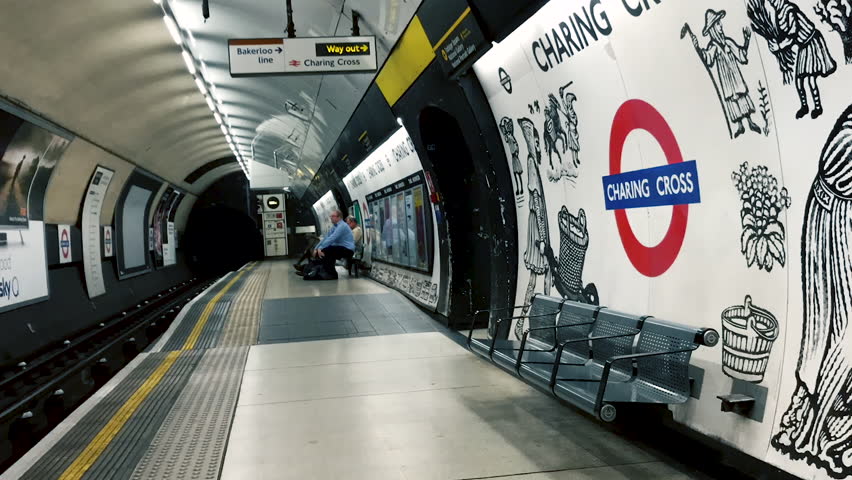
xmin=682 ymin=9 xmax=763 ymax=138
xmin=517 ymin=117 xmax=550 ymax=332
xmin=499 ymin=117 xmax=524 ymax=195
xmin=772 ymin=105 xmax=852 ymax=478
xmin=748 ymin=0 xmax=837 ymax=119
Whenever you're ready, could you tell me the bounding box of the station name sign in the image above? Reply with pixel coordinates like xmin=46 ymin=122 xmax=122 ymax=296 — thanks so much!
xmin=228 ymin=36 xmax=377 ymax=77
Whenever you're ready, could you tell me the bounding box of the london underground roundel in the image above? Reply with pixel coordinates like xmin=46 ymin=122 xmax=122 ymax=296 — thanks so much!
xmin=607 ymin=99 xmax=700 ymax=278
xmin=266 ymin=196 xmax=281 ymax=210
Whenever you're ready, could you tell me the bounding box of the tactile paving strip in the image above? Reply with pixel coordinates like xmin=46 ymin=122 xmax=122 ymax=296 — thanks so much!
xmin=161 ymin=272 xmax=250 ymax=352
xmin=219 ymin=267 xmax=269 ymax=347
xmin=130 ymin=347 xmax=249 ymax=480
xmin=17 ymin=351 xmax=202 ymax=480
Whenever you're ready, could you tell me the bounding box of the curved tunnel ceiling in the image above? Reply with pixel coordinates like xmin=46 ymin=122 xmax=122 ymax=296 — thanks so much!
xmin=170 ymin=0 xmax=421 ymax=196
xmin=0 ymin=0 xmax=420 ymax=196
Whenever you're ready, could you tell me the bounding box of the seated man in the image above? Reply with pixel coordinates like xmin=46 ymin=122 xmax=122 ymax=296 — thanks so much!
xmin=305 ymin=209 xmax=354 ymax=280
xmin=345 ymin=216 xmax=364 ymax=275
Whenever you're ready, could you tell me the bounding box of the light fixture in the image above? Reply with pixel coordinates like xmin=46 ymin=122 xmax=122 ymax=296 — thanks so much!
xmin=206 ymin=96 xmax=215 ymax=111
xmin=214 ymin=112 xmax=222 ymax=125
xmin=163 ymin=15 xmax=181 ymax=45
xmin=194 ymin=77 xmax=207 ymax=95
xmin=396 ymin=117 xmax=403 ymax=126
xmin=153 ymin=0 xmax=161 ymax=4
xmin=217 ymin=96 xmax=224 ymax=106
xmin=220 ymin=124 xmax=228 ymax=135
xmin=181 ymin=50 xmax=196 ymax=75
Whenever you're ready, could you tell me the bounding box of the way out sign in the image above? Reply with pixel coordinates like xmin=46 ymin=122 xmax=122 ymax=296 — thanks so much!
xmin=228 ymin=36 xmax=377 ymax=77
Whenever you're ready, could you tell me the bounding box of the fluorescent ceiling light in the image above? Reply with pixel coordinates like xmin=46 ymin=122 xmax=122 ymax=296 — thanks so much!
xmin=163 ymin=15 xmax=181 ymax=45
xmin=181 ymin=50 xmax=195 ymax=75
xmin=214 ymin=112 xmax=222 ymax=125
xmin=220 ymin=124 xmax=228 ymax=135
xmin=206 ymin=96 xmax=215 ymax=111
xmin=153 ymin=0 xmax=161 ymax=4
xmin=194 ymin=77 xmax=207 ymax=95
xmin=217 ymin=96 xmax=224 ymax=106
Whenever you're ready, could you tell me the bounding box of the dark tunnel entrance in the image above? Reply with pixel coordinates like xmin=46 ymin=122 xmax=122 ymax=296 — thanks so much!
xmin=419 ymin=106 xmax=490 ymax=326
xmin=183 ymin=205 xmax=263 ymax=277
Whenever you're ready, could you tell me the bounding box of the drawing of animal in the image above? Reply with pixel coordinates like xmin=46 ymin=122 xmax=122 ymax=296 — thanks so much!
xmin=543 ymin=94 xmax=568 ymax=170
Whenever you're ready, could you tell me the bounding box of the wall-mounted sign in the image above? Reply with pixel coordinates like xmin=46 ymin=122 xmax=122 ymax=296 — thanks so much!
xmin=58 ymin=225 xmax=72 ymax=264
xmin=228 ymin=36 xmax=377 ymax=77
xmin=82 ymin=165 xmax=114 ymax=297
xmin=104 ymin=226 xmax=113 ymax=258
xmin=435 ymin=7 xmax=486 ymax=77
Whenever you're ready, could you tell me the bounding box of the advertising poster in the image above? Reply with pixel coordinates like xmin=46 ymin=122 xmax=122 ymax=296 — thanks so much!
xmin=473 ymin=1 xmax=852 ymax=478
xmin=82 ymin=166 xmax=113 ymax=298
xmin=342 ymin=127 xmax=442 ymax=310
xmin=311 ymin=190 xmax=339 ymax=237
xmin=0 ymin=107 xmax=71 ymax=312
xmin=103 ymin=226 xmax=113 ymax=257
xmin=151 ymin=186 xmax=175 ymax=268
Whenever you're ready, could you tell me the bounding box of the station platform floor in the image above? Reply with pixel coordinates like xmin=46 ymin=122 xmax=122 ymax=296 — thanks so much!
xmin=2 ymin=260 xmax=717 ymax=480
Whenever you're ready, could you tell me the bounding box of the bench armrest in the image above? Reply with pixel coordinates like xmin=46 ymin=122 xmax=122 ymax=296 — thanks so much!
xmin=592 ymin=346 xmax=699 ymax=418
xmin=467 ymin=304 xmax=528 ymax=345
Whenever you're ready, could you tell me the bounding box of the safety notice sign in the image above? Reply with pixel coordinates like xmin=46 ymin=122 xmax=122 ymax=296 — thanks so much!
xmin=228 ymin=36 xmax=377 ymax=77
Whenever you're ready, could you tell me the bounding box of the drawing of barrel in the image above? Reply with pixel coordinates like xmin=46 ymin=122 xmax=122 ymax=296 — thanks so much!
xmin=720 ymin=295 xmax=779 ymax=383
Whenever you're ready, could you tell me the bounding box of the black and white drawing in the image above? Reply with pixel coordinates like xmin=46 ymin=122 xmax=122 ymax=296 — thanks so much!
xmin=499 ymin=117 xmax=524 ymax=198
xmin=720 ymin=295 xmax=779 ymax=383
xmin=544 ymin=207 xmax=599 ymax=306
xmin=682 ymin=10 xmax=765 ymax=138
xmin=814 ymin=0 xmax=852 ymax=64
xmin=758 ymin=80 xmax=773 ymax=135
xmin=543 ymin=94 xmax=569 ymax=179
xmin=518 ymin=117 xmax=551 ymax=338
xmin=772 ymin=104 xmax=852 ymax=478
xmin=732 ymin=161 xmax=791 ymax=271
xmin=747 ymin=0 xmax=837 ymax=119
xmin=559 ymin=84 xmax=581 ymax=169
xmin=527 ymin=83 xmax=581 ymax=183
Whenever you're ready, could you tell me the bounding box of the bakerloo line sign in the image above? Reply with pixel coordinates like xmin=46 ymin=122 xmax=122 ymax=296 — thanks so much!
xmin=228 ymin=36 xmax=378 ymax=77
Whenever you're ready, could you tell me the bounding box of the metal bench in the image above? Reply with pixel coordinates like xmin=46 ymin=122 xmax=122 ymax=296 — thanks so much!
xmin=467 ymin=297 xmax=719 ymax=423
xmin=467 ymin=294 xmax=563 ymax=369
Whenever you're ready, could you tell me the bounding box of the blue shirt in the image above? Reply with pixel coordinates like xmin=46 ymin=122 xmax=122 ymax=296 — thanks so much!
xmin=316 ymin=221 xmax=355 ymax=252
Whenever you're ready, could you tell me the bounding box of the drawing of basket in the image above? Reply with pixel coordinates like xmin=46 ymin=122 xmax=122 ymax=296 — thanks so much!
xmin=558 ymin=207 xmax=588 ymax=295
xmin=720 ymin=295 xmax=779 ymax=383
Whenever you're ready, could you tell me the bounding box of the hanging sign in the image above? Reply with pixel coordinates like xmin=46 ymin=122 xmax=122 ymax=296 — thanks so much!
xmin=82 ymin=166 xmax=114 ymax=297
xmin=228 ymin=36 xmax=378 ymax=77
xmin=435 ymin=7 xmax=487 ymax=77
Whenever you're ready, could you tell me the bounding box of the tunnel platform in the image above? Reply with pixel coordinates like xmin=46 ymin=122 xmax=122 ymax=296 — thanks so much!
xmin=2 ymin=261 xmax=716 ymax=480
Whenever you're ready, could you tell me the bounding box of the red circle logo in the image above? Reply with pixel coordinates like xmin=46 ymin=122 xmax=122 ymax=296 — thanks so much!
xmin=609 ymin=99 xmax=688 ymax=278
xmin=60 ymin=229 xmax=70 ymax=259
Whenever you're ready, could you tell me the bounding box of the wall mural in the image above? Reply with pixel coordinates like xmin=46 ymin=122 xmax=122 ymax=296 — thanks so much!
xmin=371 ymin=263 xmax=439 ymax=307
xmin=721 ymin=295 xmax=779 ymax=383
xmin=814 ymin=0 xmax=852 ymax=64
xmin=731 ymin=162 xmax=791 ymax=271
xmin=519 ymin=117 xmax=551 ymax=317
xmin=472 ymin=0 xmax=852 ymax=478
xmin=748 ymin=0 xmax=837 ymax=119
xmin=498 ymin=117 xmax=524 ymax=201
xmin=772 ymin=104 xmax=852 ymax=478
xmin=682 ymin=9 xmax=766 ymax=138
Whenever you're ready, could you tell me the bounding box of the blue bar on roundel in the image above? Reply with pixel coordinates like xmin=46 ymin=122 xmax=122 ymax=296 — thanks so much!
xmin=601 ymin=160 xmax=701 ymax=211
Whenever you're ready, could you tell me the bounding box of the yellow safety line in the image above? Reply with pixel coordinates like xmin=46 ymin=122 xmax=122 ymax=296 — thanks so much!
xmin=57 ymin=263 xmax=256 ymax=480
xmin=432 ymin=7 xmax=471 ymax=52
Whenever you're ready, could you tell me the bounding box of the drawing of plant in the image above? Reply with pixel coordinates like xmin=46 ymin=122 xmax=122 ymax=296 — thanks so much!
xmin=758 ymin=81 xmax=772 ymax=136
xmin=732 ymin=162 xmax=791 ymax=271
